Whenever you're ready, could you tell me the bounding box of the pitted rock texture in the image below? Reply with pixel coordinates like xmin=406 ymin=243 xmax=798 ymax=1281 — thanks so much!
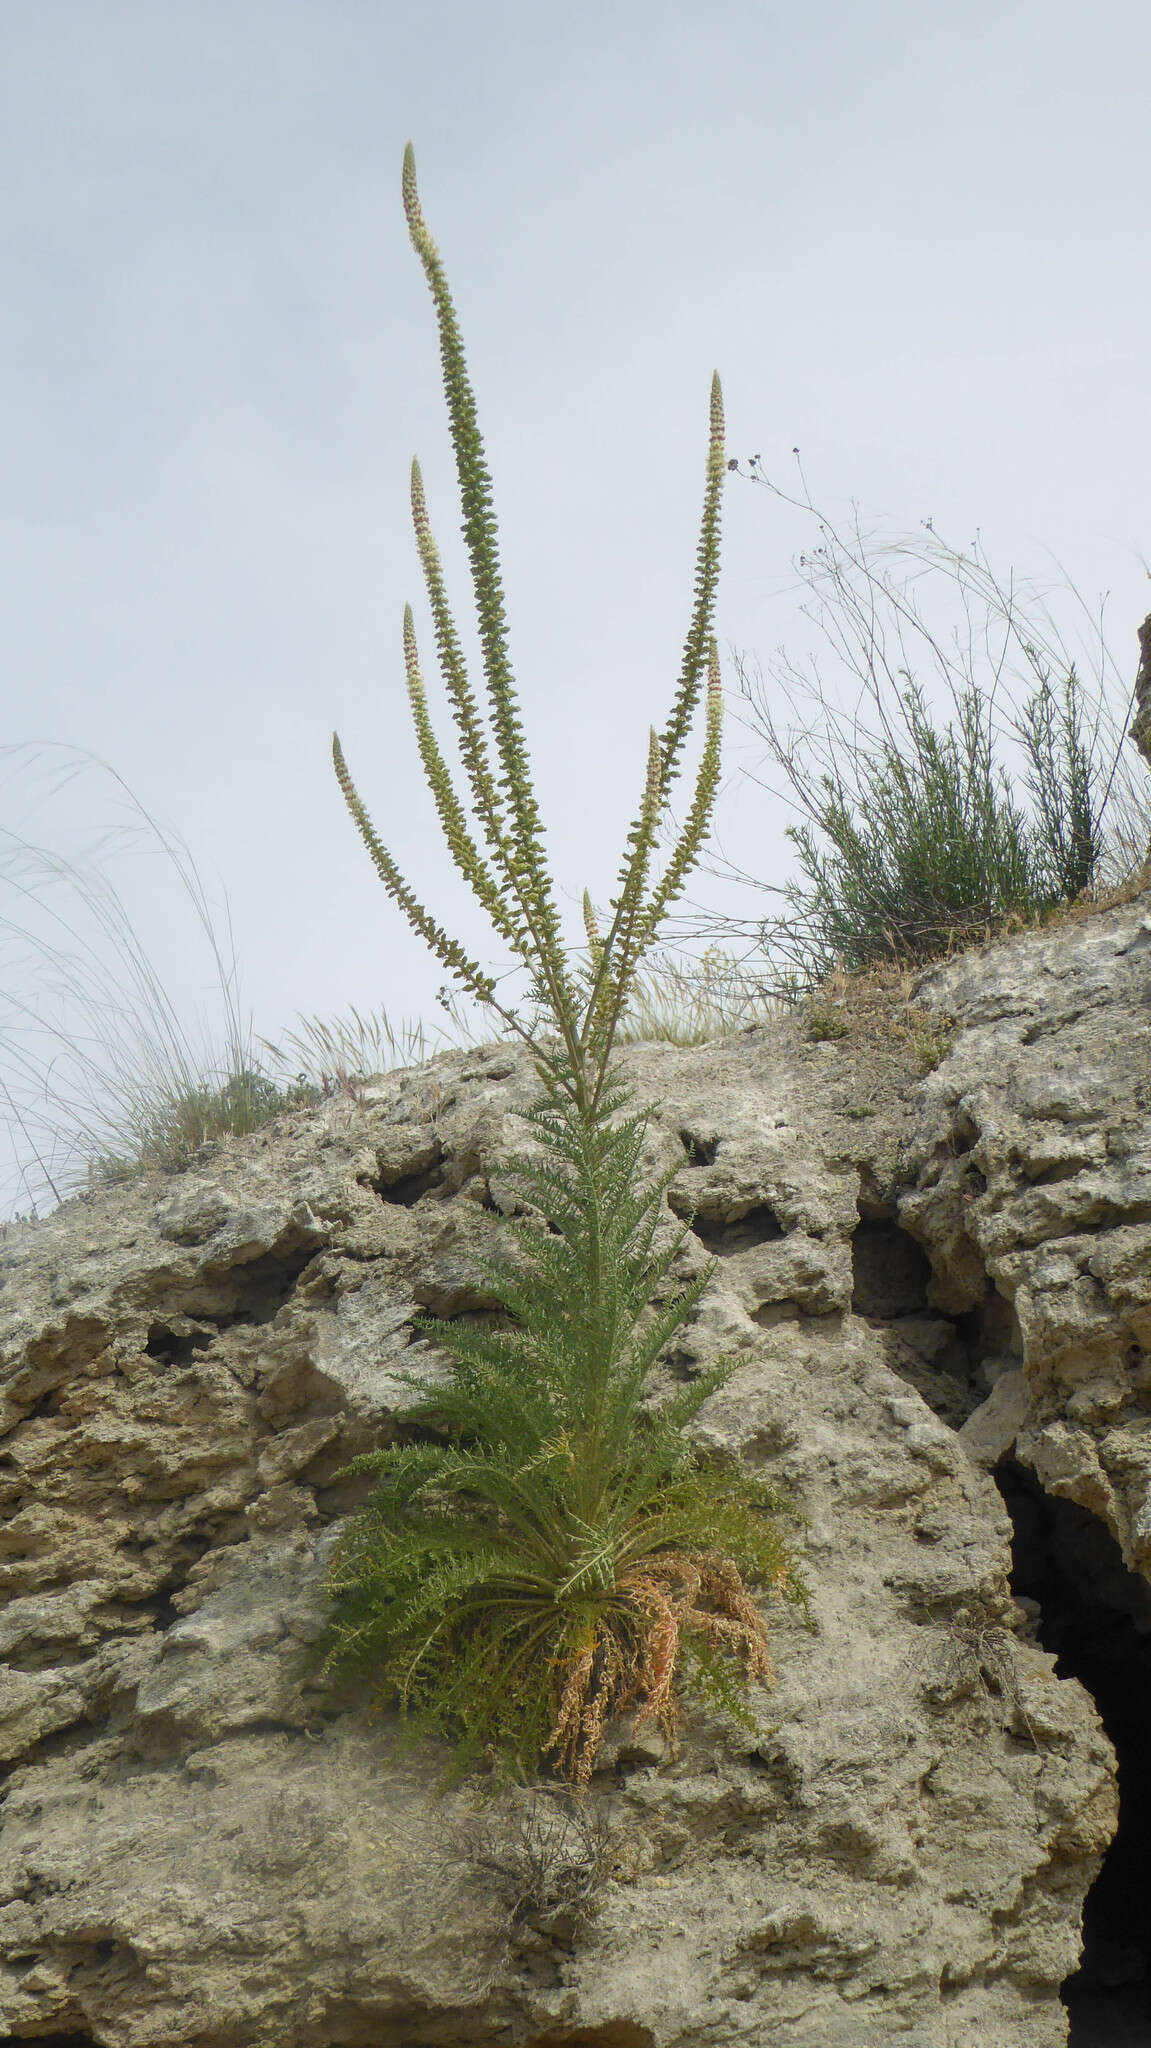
xmin=1 ymin=890 xmax=1148 ymax=2046
xmin=902 ymin=896 xmax=1151 ymax=1567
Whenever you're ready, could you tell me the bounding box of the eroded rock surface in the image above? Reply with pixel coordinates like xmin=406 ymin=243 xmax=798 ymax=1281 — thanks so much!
xmin=2 ymin=891 xmax=1149 ymax=2046
xmin=905 ymin=898 xmax=1151 ymax=1566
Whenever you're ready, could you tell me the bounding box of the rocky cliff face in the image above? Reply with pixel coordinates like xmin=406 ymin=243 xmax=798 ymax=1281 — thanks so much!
xmin=1 ymin=887 xmax=1149 ymax=2048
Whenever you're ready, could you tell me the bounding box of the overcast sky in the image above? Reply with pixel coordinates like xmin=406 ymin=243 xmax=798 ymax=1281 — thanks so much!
xmin=2 ymin=0 xmax=1149 ymax=1214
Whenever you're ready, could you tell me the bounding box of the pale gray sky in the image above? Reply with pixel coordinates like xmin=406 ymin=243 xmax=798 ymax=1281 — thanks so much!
xmin=3 ymin=0 xmax=1149 ymax=1211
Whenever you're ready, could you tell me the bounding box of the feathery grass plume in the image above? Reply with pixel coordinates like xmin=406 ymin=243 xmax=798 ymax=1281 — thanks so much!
xmin=618 ymin=946 xmax=785 ymax=1046
xmin=325 ymin=145 xmax=803 ymax=1782
xmin=0 ymin=743 xmax=305 ymax=1216
xmin=257 ymin=991 xmax=492 ymax=1103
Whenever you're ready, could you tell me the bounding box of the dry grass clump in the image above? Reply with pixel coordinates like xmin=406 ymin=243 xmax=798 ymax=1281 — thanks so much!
xmin=926 ymin=1603 xmax=1041 ymax=1747
xmin=260 ymin=989 xmax=495 ymax=1099
xmin=447 ymin=1789 xmax=619 ymax=1951
xmin=0 ymin=744 xmax=303 ymax=1214
xmin=0 ymin=747 xmax=458 ymax=1218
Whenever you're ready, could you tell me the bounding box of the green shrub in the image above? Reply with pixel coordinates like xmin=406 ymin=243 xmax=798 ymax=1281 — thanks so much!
xmin=804 ymin=999 xmax=850 ymax=1043
xmin=88 ymin=1066 xmax=316 ymax=1185
xmin=908 ymin=1017 xmax=953 ymax=1075
xmin=719 ymin=478 xmax=1149 ymax=983
xmin=786 ymin=673 xmax=1104 ymax=973
xmin=323 ymin=146 xmax=803 ymax=1782
xmin=1018 ymin=665 xmax=1106 ymax=901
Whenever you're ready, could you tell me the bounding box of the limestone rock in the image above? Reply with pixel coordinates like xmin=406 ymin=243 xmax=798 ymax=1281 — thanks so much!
xmin=1 ymin=891 xmax=1149 ymax=2044
xmin=905 ymin=894 xmax=1151 ymax=1573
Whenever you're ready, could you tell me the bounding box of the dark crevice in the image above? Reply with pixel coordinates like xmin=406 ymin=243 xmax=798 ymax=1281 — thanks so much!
xmin=682 ymin=1204 xmax=784 ymax=1255
xmin=212 ymin=1242 xmax=318 ymax=1325
xmin=379 ymin=1163 xmax=447 ymax=1205
xmin=124 ymin=1587 xmax=182 ymax=1632
xmin=115 ymin=1530 xmax=218 ymax=1573
xmin=525 ymin=2030 xmax=656 ymax=2048
xmin=1 ymin=1720 xmax=97 ymax=1772
xmin=458 ymin=1054 xmax=516 ymax=1083
xmin=0 ymin=2036 xmax=102 ymax=2046
xmin=1021 ymin=1009 xmax=1087 ymax=1044
xmin=170 ymin=1240 xmax=320 ymax=1329
xmin=851 ymin=1216 xmax=932 ymax=1319
xmin=995 ymin=1459 xmax=1151 ymax=2045
xmin=1038 ymin=1214 xmax=1151 ymax=1246
xmin=308 ymin=2000 xmax=518 ymax=2048
xmin=18 ymin=1390 xmax=64 ymax=1422
xmin=661 ymin=1349 xmax=698 ymax=1381
xmin=849 ymin=1211 xmax=1021 ymax=1427
xmin=144 ymin=1322 xmax=214 ymax=1368
xmin=0 ymin=1644 xmax=94 ymax=1675
xmin=679 ymin=1128 xmax=719 ymax=1167
xmin=367 ymin=1147 xmax=447 ymax=1206
xmin=1022 ymin=1158 xmax=1091 ymax=1187
xmin=958 ymin=1289 xmax=1022 ymax=1359
xmin=749 ymin=1300 xmax=803 ymax=1329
